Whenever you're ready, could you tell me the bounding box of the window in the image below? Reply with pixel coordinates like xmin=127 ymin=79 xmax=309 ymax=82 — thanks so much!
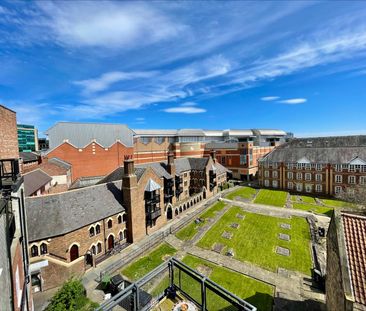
xmin=349 ymin=165 xmax=355 ymax=172
xmin=89 ymin=227 xmax=95 ymax=237
xmin=315 ymin=174 xmax=322 ymax=182
xmin=335 ymin=186 xmax=342 ymax=194
xmin=240 ymin=155 xmax=247 ymax=165
xmin=221 ymin=156 xmax=226 ymax=165
xmin=140 ymin=137 xmax=151 ymax=144
xmin=360 ymin=176 xmax=366 ymax=185
xmin=264 ymin=180 xmax=269 ymax=187
xmin=97 ymin=243 xmax=102 ymax=254
xmin=70 ymin=244 xmax=79 ymax=262
xmin=348 ymin=176 xmax=356 ymax=184
xmin=305 ymin=173 xmax=311 ymax=181
xmin=119 ymin=231 xmax=123 ymax=241
xmin=305 ymin=184 xmax=312 ymax=193
xmin=305 ymin=163 xmax=311 ymax=170
xmin=155 ymin=137 xmax=164 ymax=144
xmin=316 ymin=184 xmax=322 ymax=192
xmin=316 ymin=164 xmax=322 ymax=171
xmin=288 ymin=182 xmax=293 ymax=189
xmin=264 ymin=171 xmax=269 ymax=178
xmin=123 ymin=213 xmax=127 ymax=223
xmin=296 ymin=183 xmax=303 ymax=192
xmin=296 ymin=173 xmax=302 ymax=180
xmin=91 ymin=245 xmax=96 ymax=255
xmin=335 ymin=164 xmax=342 ymax=172
xmin=96 ymin=224 xmax=101 ymax=234
xmin=272 ymin=163 xmax=278 ymax=169
xmin=335 ymin=175 xmax=342 ymax=183
xmin=31 ymin=245 xmax=38 ymax=257
xmin=118 ymin=215 xmax=122 ymax=224
xmin=107 ymin=219 xmax=113 ymax=229
xmin=40 ymin=243 xmax=47 ymax=255
xmin=272 ymin=171 xmax=278 ymax=178
xmin=272 ymin=180 xmax=278 ymax=188
xmin=287 ymin=172 xmax=293 ymax=180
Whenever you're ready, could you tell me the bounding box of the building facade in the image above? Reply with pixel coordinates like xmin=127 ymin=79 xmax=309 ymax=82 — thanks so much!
xmin=0 ymin=105 xmax=33 ymax=311
xmin=25 ymin=153 xmax=229 ymax=291
xmin=44 ymin=122 xmax=288 ymax=182
xmin=258 ymin=136 xmax=366 ymax=196
xmin=17 ymin=124 xmax=38 ymax=152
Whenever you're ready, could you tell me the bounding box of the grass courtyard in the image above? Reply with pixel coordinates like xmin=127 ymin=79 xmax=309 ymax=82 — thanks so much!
xmin=179 ymin=255 xmax=274 ymax=311
xmin=292 ymin=203 xmax=334 ymax=217
xmin=121 ymin=243 xmax=176 ymax=281
xmin=254 ymin=189 xmax=288 ymax=207
xmin=175 ymin=201 xmax=226 ymax=241
xmin=198 ymin=206 xmax=312 ymax=275
xmin=225 ymin=186 xmax=257 ymax=200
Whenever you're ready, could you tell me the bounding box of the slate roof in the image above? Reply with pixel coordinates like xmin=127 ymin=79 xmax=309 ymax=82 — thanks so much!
xmin=46 ymin=122 xmax=134 ymax=150
xmin=261 ymin=136 xmax=366 ymax=164
xmin=25 ymin=181 xmax=125 ymax=241
xmin=188 ymin=158 xmax=209 ymax=170
xmin=20 ymin=152 xmax=39 ymax=163
xmin=24 ymin=169 xmax=52 ymax=196
xmin=48 ymin=157 xmax=71 ymax=170
xmin=342 ymin=212 xmax=366 ymax=306
xmin=97 ymin=167 xmax=146 ymax=184
xmin=145 ymin=179 xmax=161 ymax=191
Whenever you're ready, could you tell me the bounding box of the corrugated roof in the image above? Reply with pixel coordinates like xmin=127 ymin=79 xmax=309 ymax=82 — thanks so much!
xmin=26 ymin=181 xmax=125 ymax=241
xmin=342 ymin=212 xmax=366 ymax=306
xmin=46 ymin=122 xmax=134 ymax=149
xmin=253 ymin=129 xmax=287 ymax=136
xmin=24 ymin=169 xmax=52 ymax=196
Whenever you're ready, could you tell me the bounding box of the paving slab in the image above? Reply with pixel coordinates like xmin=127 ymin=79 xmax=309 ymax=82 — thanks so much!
xmin=276 ymin=246 xmax=290 ymax=256
xmin=236 ymin=213 xmax=245 ymax=219
xmin=212 ymin=243 xmax=225 ymax=253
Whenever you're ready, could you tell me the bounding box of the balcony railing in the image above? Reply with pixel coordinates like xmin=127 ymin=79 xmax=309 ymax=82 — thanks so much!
xmin=209 ymin=170 xmax=216 ymax=178
xmin=0 ymin=199 xmax=15 ymax=243
xmin=175 ymin=176 xmax=183 ymax=184
xmin=145 ymin=194 xmax=160 ymax=204
xmin=175 ymin=186 xmax=183 ymax=196
xmin=165 ymin=179 xmax=174 ymax=188
xmin=0 ymin=159 xmax=22 ymax=192
xmin=146 ymin=209 xmax=161 ymax=221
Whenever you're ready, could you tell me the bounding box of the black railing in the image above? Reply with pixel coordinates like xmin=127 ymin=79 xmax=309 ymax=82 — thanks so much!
xmin=175 ymin=186 xmax=183 ymax=196
xmin=175 ymin=176 xmax=183 ymax=184
xmin=0 ymin=159 xmax=21 ymax=191
xmin=146 ymin=209 xmax=161 ymax=222
xmin=165 ymin=179 xmax=174 ymax=188
xmin=145 ymin=195 xmax=160 ymax=204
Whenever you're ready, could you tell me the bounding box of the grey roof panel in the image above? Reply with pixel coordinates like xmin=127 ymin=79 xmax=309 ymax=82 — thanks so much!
xmin=20 ymin=152 xmax=39 ymax=163
xmin=145 ymin=178 xmax=161 ymax=192
xmin=24 ymin=169 xmax=52 ymax=196
xmin=48 ymin=157 xmax=72 ymax=170
xmin=46 ymin=122 xmax=134 ymax=149
xmin=26 ymin=181 xmax=125 ymax=241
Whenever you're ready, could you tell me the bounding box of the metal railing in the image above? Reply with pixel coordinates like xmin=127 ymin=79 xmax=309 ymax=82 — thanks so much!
xmin=95 ymin=258 xmax=257 ymax=311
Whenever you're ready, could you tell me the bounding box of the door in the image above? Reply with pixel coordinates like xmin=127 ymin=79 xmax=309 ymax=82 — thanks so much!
xmin=108 ymin=235 xmax=114 ymax=250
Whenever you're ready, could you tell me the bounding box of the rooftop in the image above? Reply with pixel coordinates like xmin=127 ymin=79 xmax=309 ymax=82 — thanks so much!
xmin=23 ymin=169 xmax=52 ymax=197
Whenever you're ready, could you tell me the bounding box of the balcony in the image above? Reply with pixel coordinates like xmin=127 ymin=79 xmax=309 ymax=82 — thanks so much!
xmin=146 ymin=208 xmax=161 ymax=222
xmin=165 ymin=178 xmax=174 ymax=188
xmin=175 ymin=186 xmax=183 ymax=196
xmin=145 ymin=194 xmax=160 ymax=205
xmin=0 ymin=199 xmax=16 ymax=243
xmin=175 ymin=176 xmax=183 ymax=185
xmin=0 ymin=159 xmax=23 ymax=192
xmin=209 ymin=170 xmax=216 ymax=178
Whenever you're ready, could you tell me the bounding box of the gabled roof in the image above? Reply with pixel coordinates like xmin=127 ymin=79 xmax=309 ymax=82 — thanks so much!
xmin=348 ymin=157 xmax=366 ymax=165
xmin=20 ymin=152 xmax=39 ymax=163
xmin=297 ymin=157 xmax=310 ymax=164
xmin=97 ymin=167 xmax=146 ymax=184
xmin=26 ymin=181 xmax=125 ymax=241
xmin=24 ymin=169 xmax=52 ymax=196
xmin=144 ymin=178 xmax=161 ymax=192
xmin=46 ymin=122 xmax=134 ymax=149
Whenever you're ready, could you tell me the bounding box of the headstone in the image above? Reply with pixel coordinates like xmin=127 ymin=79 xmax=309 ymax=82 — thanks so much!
xmin=278 ymin=233 xmax=291 ymax=241
xmin=236 ymin=213 xmax=245 ymax=219
xmin=230 ymin=223 xmax=240 ymax=229
xmin=212 ymin=243 xmax=225 ymax=253
xmin=276 ymin=246 xmax=290 ymax=256
xmin=279 ymin=223 xmax=291 ymax=230
xmin=222 ymin=231 xmax=233 ymax=239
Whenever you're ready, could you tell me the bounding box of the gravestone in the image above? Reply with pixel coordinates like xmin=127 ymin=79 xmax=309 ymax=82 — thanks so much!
xmin=236 ymin=213 xmax=245 ymax=219
xmin=230 ymin=223 xmax=240 ymax=229
xmin=222 ymin=231 xmax=233 ymax=239
xmin=279 ymin=223 xmax=291 ymax=230
xmin=212 ymin=243 xmax=225 ymax=253
xmin=276 ymin=246 xmax=290 ymax=256
xmin=278 ymin=233 xmax=291 ymax=241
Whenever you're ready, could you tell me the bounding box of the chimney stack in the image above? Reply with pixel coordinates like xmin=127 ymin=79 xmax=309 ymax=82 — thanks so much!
xmin=123 ymin=155 xmax=135 ymax=176
xmin=167 ymin=152 xmax=176 ymax=176
xmin=168 ymin=152 xmax=174 ymax=165
xmin=210 ymin=149 xmax=216 ymax=163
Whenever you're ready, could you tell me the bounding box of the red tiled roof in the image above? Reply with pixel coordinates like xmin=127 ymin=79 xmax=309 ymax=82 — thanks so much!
xmin=342 ymin=213 xmax=366 ymax=306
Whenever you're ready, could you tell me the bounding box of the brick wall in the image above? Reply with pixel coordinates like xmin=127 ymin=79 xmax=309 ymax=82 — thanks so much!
xmin=0 ymin=105 xmax=19 ymax=159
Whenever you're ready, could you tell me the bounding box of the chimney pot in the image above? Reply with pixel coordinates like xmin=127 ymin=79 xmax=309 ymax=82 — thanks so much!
xmin=123 ymin=155 xmax=135 ymax=176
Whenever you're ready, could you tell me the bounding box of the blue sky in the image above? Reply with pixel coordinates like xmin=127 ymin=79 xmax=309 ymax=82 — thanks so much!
xmin=1 ymin=1 xmax=366 ymax=137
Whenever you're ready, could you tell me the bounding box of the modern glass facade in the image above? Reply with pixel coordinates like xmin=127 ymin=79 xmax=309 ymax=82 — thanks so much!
xmin=17 ymin=124 xmax=38 ymax=152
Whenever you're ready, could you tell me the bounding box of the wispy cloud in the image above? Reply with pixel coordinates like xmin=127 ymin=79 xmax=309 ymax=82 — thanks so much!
xmin=277 ymin=98 xmax=307 ymax=104
xmin=164 ymin=106 xmax=206 ymax=114
xmin=261 ymin=96 xmax=279 ymax=101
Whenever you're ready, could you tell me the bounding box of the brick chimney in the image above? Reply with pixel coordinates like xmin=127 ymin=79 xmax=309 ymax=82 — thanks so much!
xmin=123 ymin=155 xmax=135 ymax=176
xmin=210 ymin=149 xmax=216 ymax=163
xmin=167 ymin=152 xmax=176 ymax=176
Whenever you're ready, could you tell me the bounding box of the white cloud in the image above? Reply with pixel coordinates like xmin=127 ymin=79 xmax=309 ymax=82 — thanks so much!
xmin=277 ymin=98 xmax=307 ymax=104
xmin=261 ymin=96 xmax=279 ymax=101
xmin=37 ymin=2 xmax=185 ymax=48
xmin=164 ymin=106 xmax=206 ymax=114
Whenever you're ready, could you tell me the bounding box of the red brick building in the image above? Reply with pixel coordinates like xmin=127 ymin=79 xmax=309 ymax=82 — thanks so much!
xmin=25 ymin=153 xmax=229 ymax=291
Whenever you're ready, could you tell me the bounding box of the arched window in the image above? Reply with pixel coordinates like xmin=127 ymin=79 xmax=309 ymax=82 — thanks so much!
xmin=123 ymin=229 xmax=127 ymax=240
xmin=119 ymin=231 xmax=123 ymax=241
xmin=89 ymin=227 xmax=95 ymax=237
xmin=31 ymin=245 xmax=39 ymax=257
xmin=97 ymin=243 xmax=102 ymax=254
xmin=96 ymin=224 xmax=101 ymax=234
xmin=122 ymin=213 xmax=127 ymax=223
xmin=91 ymin=245 xmax=96 ymax=255
xmin=117 ymin=215 xmax=122 ymax=224
xmin=70 ymin=244 xmax=79 ymax=262
xmin=40 ymin=243 xmax=48 ymax=255
xmin=107 ymin=219 xmax=112 ymax=229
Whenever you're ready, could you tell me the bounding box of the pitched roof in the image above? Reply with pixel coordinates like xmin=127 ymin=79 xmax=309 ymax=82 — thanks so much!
xmin=24 ymin=169 xmax=52 ymax=196
xmin=97 ymin=167 xmax=146 ymax=185
xmin=342 ymin=212 xmax=366 ymax=306
xmin=145 ymin=178 xmax=161 ymax=191
xmin=46 ymin=122 xmax=134 ymax=149
xmin=20 ymin=152 xmax=39 ymax=163
xmin=261 ymin=136 xmax=366 ymax=164
xmin=25 ymin=181 xmax=125 ymax=241
xmin=48 ymin=157 xmax=71 ymax=170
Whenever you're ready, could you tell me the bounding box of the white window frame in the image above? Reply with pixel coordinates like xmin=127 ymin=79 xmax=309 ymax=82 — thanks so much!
xmin=296 ymin=172 xmax=302 ymax=180
xmin=315 ymin=184 xmax=322 ymax=192
xmin=335 ymin=164 xmax=342 ymax=172
xmin=287 ymin=172 xmax=293 ymax=180
xmin=272 ymin=180 xmax=278 ymax=188
xmin=288 ymin=182 xmax=293 ymax=189
xmin=264 ymin=180 xmax=269 ymax=187
xmin=305 ymin=173 xmax=311 ymax=181
xmin=335 ymin=175 xmax=342 ymax=183
xmin=305 ymin=184 xmax=312 ymax=193
xmin=315 ymin=174 xmax=322 ymax=182
xmin=272 ymin=171 xmax=278 ymax=178
xmin=335 ymin=186 xmax=342 ymax=194
xmin=360 ymin=176 xmax=366 ymax=185
xmin=296 ymin=183 xmax=303 ymax=192
xmin=316 ymin=164 xmax=322 ymax=171
xmin=349 ymin=165 xmax=355 ymax=172
xmin=348 ymin=175 xmax=356 ymax=184
xmin=264 ymin=171 xmax=269 ymax=178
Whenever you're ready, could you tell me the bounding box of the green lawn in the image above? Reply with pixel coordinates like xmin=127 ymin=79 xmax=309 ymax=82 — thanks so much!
xmin=254 ymin=189 xmax=288 ymax=207
xmin=321 ymin=198 xmax=353 ymax=208
xmin=198 ymin=206 xmax=312 ymax=275
xmin=175 ymin=201 xmax=226 ymax=241
xmin=180 ymin=255 xmax=274 ymax=311
xmin=121 ymin=243 xmax=176 ymax=281
xmin=226 ymin=187 xmax=257 ymax=201
xmin=292 ymin=203 xmax=333 ymax=217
